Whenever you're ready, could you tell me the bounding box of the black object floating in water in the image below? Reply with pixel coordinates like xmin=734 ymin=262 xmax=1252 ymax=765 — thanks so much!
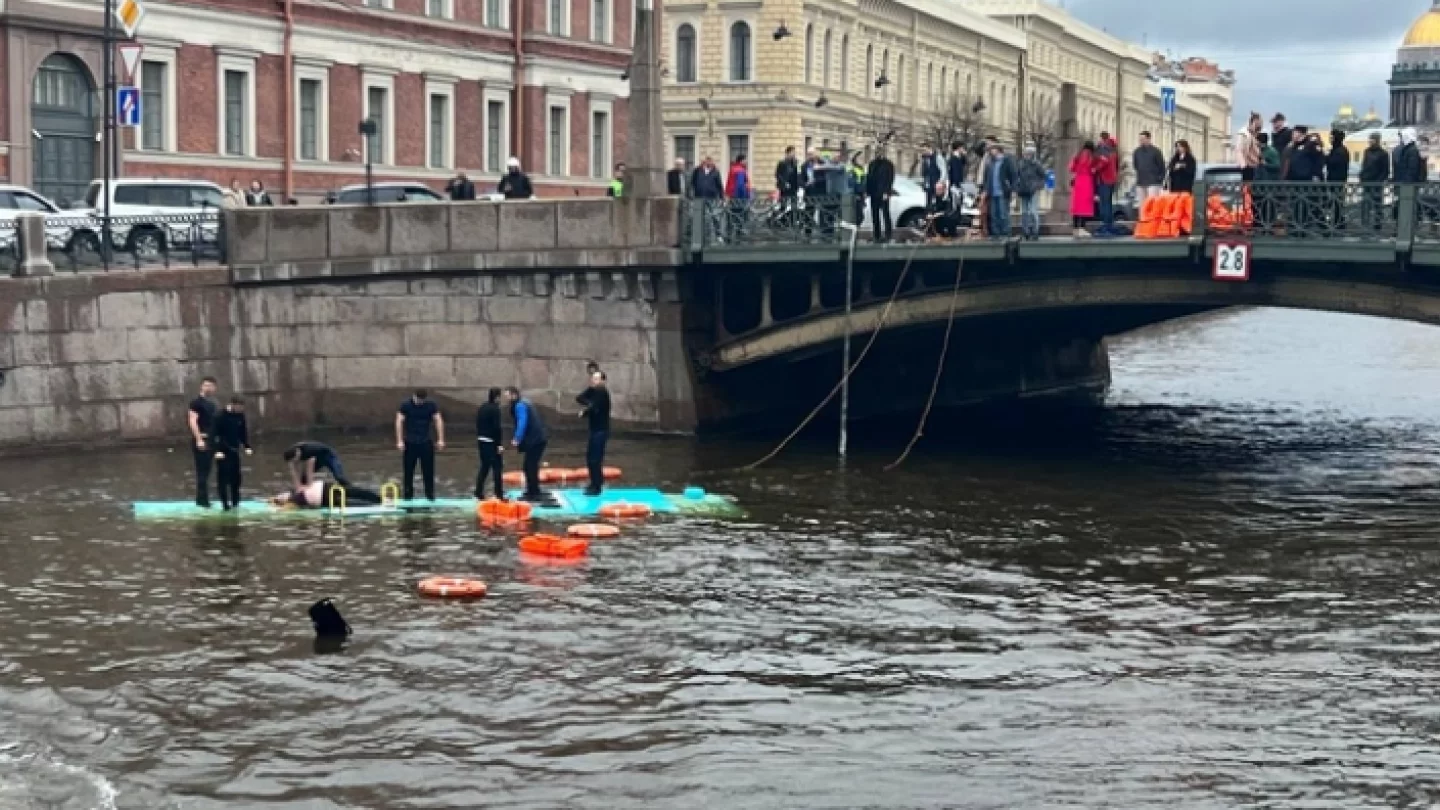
xmin=309 ymin=598 xmax=351 ymax=638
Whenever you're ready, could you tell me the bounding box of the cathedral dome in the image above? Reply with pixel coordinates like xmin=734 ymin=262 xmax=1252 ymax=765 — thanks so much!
xmin=1403 ymin=3 xmax=1440 ymax=48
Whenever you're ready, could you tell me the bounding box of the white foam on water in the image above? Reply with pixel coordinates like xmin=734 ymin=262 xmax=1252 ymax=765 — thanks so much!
xmin=0 ymin=747 xmax=118 ymax=810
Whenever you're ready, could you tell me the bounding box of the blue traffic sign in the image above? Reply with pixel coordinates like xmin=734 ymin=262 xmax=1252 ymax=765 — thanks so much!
xmin=1160 ymin=85 xmax=1177 ymax=118
xmin=117 ymin=86 xmax=141 ymax=127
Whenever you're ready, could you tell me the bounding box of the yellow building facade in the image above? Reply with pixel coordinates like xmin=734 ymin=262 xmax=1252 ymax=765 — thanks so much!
xmin=662 ymin=0 xmax=1233 ymax=190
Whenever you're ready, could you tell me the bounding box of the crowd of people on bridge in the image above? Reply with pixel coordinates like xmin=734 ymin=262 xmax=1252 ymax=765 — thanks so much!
xmin=183 ymin=363 xmax=613 ymax=510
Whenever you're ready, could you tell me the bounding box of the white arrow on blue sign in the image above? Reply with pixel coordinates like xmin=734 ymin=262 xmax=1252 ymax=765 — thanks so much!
xmin=117 ymin=86 xmax=141 ymax=128
xmin=1160 ymin=86 xmax=1177 ymax=118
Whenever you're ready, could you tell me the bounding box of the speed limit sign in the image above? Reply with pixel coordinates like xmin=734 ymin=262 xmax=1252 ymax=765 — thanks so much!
xmin=1213 ymin=241 xmax=1251 ymax=282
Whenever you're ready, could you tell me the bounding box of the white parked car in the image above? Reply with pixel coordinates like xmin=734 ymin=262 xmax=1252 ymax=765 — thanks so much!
xmin=76 ymin=178 xmax=225 ymax=257
xmin=0 ymin=184 xmax=99 ymax=255
xmin=862 ymin=176 xmax=979 ymax=232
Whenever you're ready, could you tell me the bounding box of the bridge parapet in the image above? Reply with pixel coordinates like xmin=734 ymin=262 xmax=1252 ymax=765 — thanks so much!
xmin=225 ymin=197 xmax=682 ymax=284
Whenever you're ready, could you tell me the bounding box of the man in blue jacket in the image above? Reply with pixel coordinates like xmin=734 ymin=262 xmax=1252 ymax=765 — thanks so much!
xmin=503 ymin=386 xmax=548 ymax=502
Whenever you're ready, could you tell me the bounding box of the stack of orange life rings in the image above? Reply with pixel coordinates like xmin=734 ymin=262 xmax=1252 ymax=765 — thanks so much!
xmin=477 ymin=498 xmax=533 ymax=522
xmin=417 ymin=577 xmax=489 ymax=598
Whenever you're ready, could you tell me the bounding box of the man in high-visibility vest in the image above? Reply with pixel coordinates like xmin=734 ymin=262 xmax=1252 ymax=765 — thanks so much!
xmin=607 ymin=162 xmax=627 ymax=197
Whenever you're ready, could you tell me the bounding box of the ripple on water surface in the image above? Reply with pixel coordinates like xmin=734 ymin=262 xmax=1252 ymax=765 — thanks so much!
xmin=4 ymin=309 xmax=1440 ymax=807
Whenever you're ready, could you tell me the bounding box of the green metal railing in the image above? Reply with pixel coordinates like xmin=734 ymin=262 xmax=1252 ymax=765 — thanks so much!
xmin=683 ymin=196 xmax=850 ymax=250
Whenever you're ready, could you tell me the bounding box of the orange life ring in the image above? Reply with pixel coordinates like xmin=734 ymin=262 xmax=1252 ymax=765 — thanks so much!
xmin=417 ymin=577 xmax=488 ymax=598
xmin=603 ymin=466 xmax=623 ymax=481
xmin=567 ymin=523 xmax=621 ymax=539
xmin=477 ymin=499 xmax=533 ymax=521
xmin=519 ymin=534 xmax=590 ymax=558
xmin=598 ymin=502 xmax=652 ymax=520
xmin=502 ymin=471 xmax=525 ymax=487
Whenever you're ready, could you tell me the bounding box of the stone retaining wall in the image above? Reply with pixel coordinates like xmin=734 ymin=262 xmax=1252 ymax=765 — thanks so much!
xmin=0 ymin=266 xmax=696 ymax=448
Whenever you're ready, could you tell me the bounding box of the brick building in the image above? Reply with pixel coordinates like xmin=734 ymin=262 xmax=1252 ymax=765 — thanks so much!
xmin=1 ymin=0 xmax=634 ymax=203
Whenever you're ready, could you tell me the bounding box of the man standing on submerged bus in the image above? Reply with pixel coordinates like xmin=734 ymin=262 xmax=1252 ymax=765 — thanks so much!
xmin=504 ymin=387 xmax=549 ymax=502
xmin=576 ymin=370 xmax=612 ymax=496
xmin=187 ymin=376 xmax=219 ymax=508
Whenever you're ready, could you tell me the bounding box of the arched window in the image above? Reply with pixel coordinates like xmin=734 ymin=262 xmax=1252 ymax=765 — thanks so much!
xmin=823 ymin=30 xmax=833 ymax=89
xmin=865 ymin=44 xmax=873 ymax=95
xmin=841 ymin=35 xmax=850 ymax=92
xmin=676 ymin=24 xmax=697 ymax=84
xmin=804 ymin=25 xmax=814 ymax=85
xmin=729 ymin=22 xmax=752 ymax=82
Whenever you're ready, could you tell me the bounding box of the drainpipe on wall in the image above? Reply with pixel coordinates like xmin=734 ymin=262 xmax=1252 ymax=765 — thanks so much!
xmin=283 ymin=0 xmax=295 ymax=200
xmin=512 ymin=0 xmax=525 ymax=169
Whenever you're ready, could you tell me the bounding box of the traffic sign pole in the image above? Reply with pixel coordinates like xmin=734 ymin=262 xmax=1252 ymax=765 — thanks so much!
xmin=103 ymin=0 xmax=114 ymax=270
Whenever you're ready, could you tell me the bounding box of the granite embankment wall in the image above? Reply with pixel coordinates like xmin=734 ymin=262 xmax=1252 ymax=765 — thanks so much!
xmin=0 ymin=265 xmax=695 ymax=449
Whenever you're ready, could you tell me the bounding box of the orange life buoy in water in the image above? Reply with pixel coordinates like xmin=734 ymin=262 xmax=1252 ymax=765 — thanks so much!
xmin=519 ymin=534 xmax=589 ymax=558
xmin=418 ymin=577 xmax=488 ymax=598
xmin=598 ymin=502 xmax=651 ymax=519
xmin=502 ymin=471 xmax=525 ymax=487
xmin=477 ymin=499 xmax=533 ymax=521
xmin=567 ymin=523 xmax=621 ymax=539
xmin=603 ymin=467 xmax=622 ymax=481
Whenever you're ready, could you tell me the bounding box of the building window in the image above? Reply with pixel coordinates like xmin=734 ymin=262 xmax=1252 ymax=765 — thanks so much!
xmin=485 ymin=0 xmax=502 ymax=27
xmin=299 ymin=78 xmax=321 ymax=161
xmin=673 ymin=135 xmax=696 ymax=167
xmin=676 ymin=25 xmax=698 ymax=83
xmin=366 ymin=85 xmax=389 ymax=164
xmin=840 ymin=36 xmax=849 ymax=92
xmin=727 ymin=133 xmax=749 ymax=164
xmin=548 ymin=0 xmax=566 ymax=35
xmin=428 ymin=92 xmax=451 ymax=169
xmin=592 ymin=0 xmax=609 ymax=42
xmin=140 ymin=61 xmax=167 ymax=151
xmin=548 ymin=104 xmax=568 ymax=176
xmin=822 ymin=30 xmax=832 ymax=89
xmin=729 ymin=22 xmax=751 ymax=82
xmin=804 ymin=25 xmax=813 ymax=85
xmin=223 ymin=69 xmax=248 ymax=156
xmin=486 ymin=99 xmax=505 ymax=173
xmin=865 ymin=45 xmax=873 ymax=94
xmin=896 ymin=55 xmax=904 ymax=103
xmin=591 ymin=110 xmax=610 ymax=179
xmin=426 ymin=0 xmax=447 ymax=17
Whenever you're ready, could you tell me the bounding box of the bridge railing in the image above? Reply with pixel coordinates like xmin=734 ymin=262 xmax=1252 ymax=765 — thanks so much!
xmin=1200 ymin=181 xmax=1400 ymax=241
xmin=683 ymin=197 xmax=848 ymax=250
xmin=1 ymin=212 xmax=227 ymax=275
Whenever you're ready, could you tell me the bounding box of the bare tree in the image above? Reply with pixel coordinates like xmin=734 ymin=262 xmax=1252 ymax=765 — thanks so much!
xmin=1025 ymin=97 xmax=1062 ymax=168
xmin=924 ymin=94 xmax=988 ymax=153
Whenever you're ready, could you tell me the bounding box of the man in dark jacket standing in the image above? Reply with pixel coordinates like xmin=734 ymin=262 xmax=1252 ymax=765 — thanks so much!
xmin=1325 ymin=129 xmax=1352 ymax=231
xmin=447 ymin=171 xmax=476 ymax=201
xmin=1395 ymin=128 xmax=1426 ymax=184
xmin=666 ymin=159 xmax=688 ymax=196
xmin=498 ymin=158 xmax=533 ymax=200
xmin=919 ymin=143 xmax=944 ymax=207
xmin=474 ymin=387 xmax=505 ymax=500
xmin=1133 ymin=131 xmax=1166 ymax=202
xmin=947 ymin=142 xmax=968 ymax=190
xmin=1271 ymin=114 xmax=1294 ymax=159
xmin=865 ymin=150 xmax=896 ymax=244
xmin=1359 ymin=131 xmax=1391 ymax=232
xmin=982 ymin=143 xmax=1019 ymax=238
xmin=1285 ymin=133 xmax=1325 ymax=233
xmin=575 ymin=370 xmax=612 ymax=497
xmin=776 ymin=146 xmax=801 ymax=203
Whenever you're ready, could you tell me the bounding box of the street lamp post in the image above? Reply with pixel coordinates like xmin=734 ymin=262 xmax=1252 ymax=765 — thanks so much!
xmin=358 ymin=119 xmax=378 ymax=205
xmin=838 ymin=222 xmax=858 ymax=461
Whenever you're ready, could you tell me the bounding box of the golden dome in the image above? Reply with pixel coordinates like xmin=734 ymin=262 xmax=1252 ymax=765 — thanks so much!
xmin=1403 ymin=6 xmax=1440 ymax=48
xmin=1338 ymin=104 xmax=1355 ymax=117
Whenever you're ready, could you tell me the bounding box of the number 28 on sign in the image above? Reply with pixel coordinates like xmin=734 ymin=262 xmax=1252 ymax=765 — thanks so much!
xmin=1213 ymin=241 xmax=1251 ymax=282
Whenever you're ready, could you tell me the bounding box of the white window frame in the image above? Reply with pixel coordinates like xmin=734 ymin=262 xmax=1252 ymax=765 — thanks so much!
xmin=483 ymin=0 xmax=509 ymax=29
xmin=362 ymin=69 xmax=396 ymax=166
xmin=361 ymin=0 xmax=394 ymax=8
xmin=216 ymin=51 xmax=257 ymax=158
xmin=723 ymin=15 xmax=756 ymax=84
xmin=137 ymin=45 xmax=177 ymax=152
xmin=425 ymin=0 xmax=453 ymax=18
xmin=545 ymin=91 xmax=572 ymax=177
xmin=425 ymin=77 xmax=456 ymax=170
xmin=591 ymin=0 xmax=613 ymax=44
xmin=547 ymin=0 xmax=570 ymax=37
xmin=590 ymin=96 xmax=614 ymax=180
xmin=671 ymin=17 xmax=701 ymax=85
xmin=483 ymin=85 xmax=512 ymax=174
xmin=294 ymin=60 xmax=330 ymax=163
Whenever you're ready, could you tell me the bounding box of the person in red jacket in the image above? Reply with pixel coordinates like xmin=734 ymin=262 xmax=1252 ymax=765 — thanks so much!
xmin=1094 ymin=132 xmax=1121 ymax=236
xmin=724 ymin=154 xmax=752 ymax=241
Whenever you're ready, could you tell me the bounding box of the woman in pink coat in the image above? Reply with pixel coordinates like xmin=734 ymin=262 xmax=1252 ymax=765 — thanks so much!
xmin=1069 ymin=141 xmax=1098 ymax=237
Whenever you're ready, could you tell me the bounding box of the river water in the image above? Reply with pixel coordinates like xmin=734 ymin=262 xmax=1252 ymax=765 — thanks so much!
xmin=4 ymin=307 xmax=1440 ymax=809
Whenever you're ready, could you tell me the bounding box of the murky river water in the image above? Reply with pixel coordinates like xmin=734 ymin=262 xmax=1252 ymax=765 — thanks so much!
xmin=5 ymin=307 xmax=1440 ymax=809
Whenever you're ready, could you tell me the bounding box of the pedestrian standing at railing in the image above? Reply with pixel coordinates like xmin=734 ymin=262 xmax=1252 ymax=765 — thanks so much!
xmin=692 ymin=156 xmax=725 ymax=243
xmin=847 ymin=152 xmax=867 ymax=227
xmin=667 ymin=159 xmax=688 ymax=197
xmin=1285 ymin=132 xmax=1324 ymax=234
xmin=1133 ymin=131 xmax=1166 ymax=204
xmin=725 ymin=154 xmax=751 ymax=241
xmin=1359 ymin=131 xmax=1391 ymax=233
xmin=1394 ymin=129 xmax=1426 ymax=184
xmin=245 ymin=181 xmax=274 ymax=207
xmin=1166 ymin=140 xmax=1196 ymax=194
xmin=222 ymin=179 xmax=245 ymax=209
xmin=1236 ymin=113 xmax=1261 ymax=183
xmin=866 ymin=149 xmax=896 ymax=244
xmin=1254 ymin=132 xmax=1280 ymax=232
xmin=1325 ymin=130 xmax=1351 ymax=232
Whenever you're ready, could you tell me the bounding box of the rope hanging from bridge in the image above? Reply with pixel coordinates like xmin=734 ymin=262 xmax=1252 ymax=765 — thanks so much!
xmin=744 ymin=241 xmax=924 ymax=471
xmin=884 ymin=256 xmax=965 ymax=472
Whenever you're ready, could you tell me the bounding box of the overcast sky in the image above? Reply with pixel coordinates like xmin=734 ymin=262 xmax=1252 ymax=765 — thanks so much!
xmin=1065 ymin=0 xmax=1422 ymax=129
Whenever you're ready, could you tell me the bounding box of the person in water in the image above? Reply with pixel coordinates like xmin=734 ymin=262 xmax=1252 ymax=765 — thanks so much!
xmin=474 ymin=387 xmax=505 ymax=500
xmin=283 ymin=441 xmax=351 ymax=489
xmin=270 ymin=480 xmax=383 ymax=509
xmin=504 ymin=386 xmax=548 ymax=502
xmin=211 ymin=396 xmax=252 ymax=510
